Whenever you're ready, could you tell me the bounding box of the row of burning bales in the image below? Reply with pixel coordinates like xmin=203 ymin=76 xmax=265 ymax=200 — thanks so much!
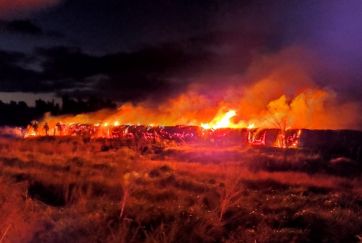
xmin=24 ymin=121 xmax=362 ymax=152
xmin=25 ymin=121 xmax=302 ymax=148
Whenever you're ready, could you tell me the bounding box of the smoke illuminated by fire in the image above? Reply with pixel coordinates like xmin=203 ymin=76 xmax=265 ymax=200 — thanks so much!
xmin=29 ymin=85 xmax=359 ymax=135
xmin=25 ymin=47 xmax=361 ymax=136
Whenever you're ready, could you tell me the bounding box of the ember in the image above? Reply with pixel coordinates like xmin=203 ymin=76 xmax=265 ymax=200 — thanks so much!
xmin=22 ymin=81 xmax=360 ymax=149
xmin=24 ymin=120 xmax=304 ymax=149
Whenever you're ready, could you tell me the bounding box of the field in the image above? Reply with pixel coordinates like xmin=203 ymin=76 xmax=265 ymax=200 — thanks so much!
xmin=0 ymin=137 xmax=362 ymax=243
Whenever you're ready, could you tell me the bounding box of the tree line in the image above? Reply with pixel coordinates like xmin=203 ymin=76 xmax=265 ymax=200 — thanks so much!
xmin=0 ymin=96 xmax=117 ymax=126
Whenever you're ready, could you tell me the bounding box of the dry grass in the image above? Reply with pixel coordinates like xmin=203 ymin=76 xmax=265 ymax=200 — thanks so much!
xmin=0 ymin=137 xmax=361 ymax=242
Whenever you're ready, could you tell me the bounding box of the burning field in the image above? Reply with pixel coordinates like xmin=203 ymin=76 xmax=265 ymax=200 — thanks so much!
xmin=0 ymin=47 xmax=361 ymax=242
xmin=1 ymin=55 xmax=362 ymax=242
xmin=1 ymin=0 xmax=362 ymax=242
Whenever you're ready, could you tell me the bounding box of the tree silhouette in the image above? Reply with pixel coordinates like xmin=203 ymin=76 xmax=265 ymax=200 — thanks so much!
xmin=0 ymin=96 xmax=117 ymax=126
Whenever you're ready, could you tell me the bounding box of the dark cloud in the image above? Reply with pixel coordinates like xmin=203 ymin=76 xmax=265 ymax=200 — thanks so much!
xmin=0 ymin=40 xmax=219 ymax=100
xmin=0 ymin=19 xmax=43 ymax=35
xmin=0 ymin=49 xmax=78 ymax=93
xmin=0 ymin=0 xmax=63 ymax=19
xmin=0 ymin=50 xmax=42 ymax=92
xmin=0 ymin=19 xmax=65 ymax=38
xmin=32 ymin=42 xmax=219 ymax=101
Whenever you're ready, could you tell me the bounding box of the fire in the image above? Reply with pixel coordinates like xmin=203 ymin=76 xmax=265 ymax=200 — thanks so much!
xmin=247 ymin=123 xmax=255 ymax=130
xmin=24 ymin=130 xmax=37 ymax=138
xmin=21 ymin=45 xmax=361 ymax=142
xmin=21 ymin=46 xmax=362 ymax=149
xmin=201 ymin=110 xmax=237 ymax=129
xmin=274 ymin=129 xmax=302 ymax=148
xmin=28 ymin=84 xmax=359 ymax=136
xmin=23 ymin=46 xmax=361 ymax=145
xmin=24 ymin=85 xmax=359 ymax=146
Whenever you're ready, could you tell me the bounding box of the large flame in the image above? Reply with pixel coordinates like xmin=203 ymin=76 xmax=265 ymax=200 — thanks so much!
xmin=24 ymin=85 xmax=359 ymax=152
xmin=29 ymin=86 xmax=359 ymax=137
xmin=201 ymin=110 xmax=237 ymax=129
xmin=26 ymin=47 xmax=361 ymax=134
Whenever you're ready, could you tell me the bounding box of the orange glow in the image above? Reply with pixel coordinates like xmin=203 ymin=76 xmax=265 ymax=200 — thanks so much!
xmin=19 ymin=46 xmax=361 ymax=151
xmin=201 ymin=110 xmax=237 ymax=129
xmin=26 ymin=86 xmax=359 ymax=139
xmin=24 ymin=47 xmax=361 ymax=137
xmin=247 ymin=123 xmax=255 ymax=130
xmin=24 ymin=130 xmax=37 ymax=138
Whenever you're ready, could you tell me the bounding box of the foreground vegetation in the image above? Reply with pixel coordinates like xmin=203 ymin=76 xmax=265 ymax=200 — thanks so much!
xmin=0 ymin=137 xmax=361 ymax=242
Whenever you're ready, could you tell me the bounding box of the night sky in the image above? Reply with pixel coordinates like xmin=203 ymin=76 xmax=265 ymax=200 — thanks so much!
xmin=0 ymin=0 xmax=361 ymax=106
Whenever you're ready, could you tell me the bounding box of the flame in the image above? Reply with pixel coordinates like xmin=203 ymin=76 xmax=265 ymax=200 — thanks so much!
xmin=23 ymin=87 xmax=358 ymax=150
xmin=22 ymin=46 xmax=362 ymax=150
xmin=24 ymin=130 xmax=37 ymax=138
xmin=274 ymin=129 xmax=302 ymax=148
xmin=201 ymin=110 xmax=237 ymax=129
xmin=247 ymin=123 xmax=255 ymax=130
xmin=24 ymin=47 xmax=361 ymax=135
xmin=27 ymin=86 xmax=359 ymax=138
